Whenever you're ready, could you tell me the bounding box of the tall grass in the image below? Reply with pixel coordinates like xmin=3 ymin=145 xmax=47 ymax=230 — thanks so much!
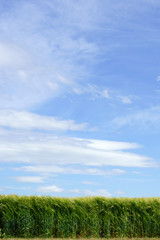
xmin=0 ymin=195 xmax=160 ymax=238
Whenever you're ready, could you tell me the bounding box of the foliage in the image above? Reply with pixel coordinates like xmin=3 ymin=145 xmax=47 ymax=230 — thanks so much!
xmin=0 ymin=195 xmax=160 ymax=238
xmin=0 ymin=228 xmax=5 ymax=238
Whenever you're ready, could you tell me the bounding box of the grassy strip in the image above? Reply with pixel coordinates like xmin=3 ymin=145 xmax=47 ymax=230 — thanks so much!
xmin=1 ymin=196 xmax=160 ymax=238
xmin=4 ymin=238 xmax=160 ymax=240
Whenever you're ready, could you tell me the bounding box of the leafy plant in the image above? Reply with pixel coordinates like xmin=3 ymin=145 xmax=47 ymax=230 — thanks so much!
xmin=0 ymin=228 xmax=5 ymax=238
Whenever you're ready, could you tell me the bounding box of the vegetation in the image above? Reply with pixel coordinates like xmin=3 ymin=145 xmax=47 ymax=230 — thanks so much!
xmin=0 ymin=196 xmax=160 ymax=238
xmin=4 ymin=239 xmax=160 ymax=240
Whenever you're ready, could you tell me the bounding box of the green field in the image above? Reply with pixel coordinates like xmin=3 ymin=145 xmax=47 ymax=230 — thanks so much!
xmin=1 ymin=196 xmax=160 ymax=238
xmin=5 ymin=238 xmax=160 ymax=240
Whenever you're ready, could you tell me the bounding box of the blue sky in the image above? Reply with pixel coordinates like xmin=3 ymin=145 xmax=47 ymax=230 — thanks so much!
xmin=0 ymin=0 xmax=160 ymax=197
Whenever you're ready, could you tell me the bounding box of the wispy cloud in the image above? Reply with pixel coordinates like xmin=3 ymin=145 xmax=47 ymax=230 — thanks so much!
xmin=0 ymin=110 xmax=88 ymax=131
xmin=37 ymin=186 xmax=111 ymax=197
xmin=84 ymin=168 xmax=126 ymax=175
xmin=0 ymin=131 xmax=154 ymax=167
xmin=112 ymin=105 xmax=160 ymax=130
xmin=0 ymin=0 xmax=149 ymax=110
xmin=14 ymin=176 xmax=45 ymax=183
xmin=0 ymin=1 xmax=101 ymax=110
xmin=73 ymin=84 xmax=110 ymax=100
xmin=86 ymin=138 xmax=140 ymax=150
xmin=16 ymin=165 xmax=126 ymax=176
xmin=36 ymin=185 xmax=63 ymax=193
xmin=118 ymin=96 xmax=132 ymax=104
xmin=15 ymin=165 xmax=85 ymax=175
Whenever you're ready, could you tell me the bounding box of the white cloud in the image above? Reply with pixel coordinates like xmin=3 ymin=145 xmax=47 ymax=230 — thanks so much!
xmin=17 ymin=165 xmax=83 ymax=175
xmin=119 ymin=96 xmax=132 ymax=104
xmin=0 ymin=132 xmax=154 ymax=168
xmin=14 ymin=176 xmax=45 ymax=183
xmin=73 ymin=84 xmax=110 ymax=100
xmin=112 ymin=105 xmax=160 ymax=129
xmin=102 ymin=89 xmax=110 ymax=98
xmin=36 ymin=185 xmax=63 ymax=193
xmin=0 ymin=110 xmax=88 ymax=131
xmin=85 ymin=168 xmax=126 ymax=175
xmin=86 ymin=138 xmax=140 ymax=150
xmin=16 ymin=165 xmax=126 ymax=176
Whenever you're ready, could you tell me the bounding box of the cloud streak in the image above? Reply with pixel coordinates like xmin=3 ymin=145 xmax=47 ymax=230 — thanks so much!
xmin=0 ymin=132 xmax=154 ymax=168
xmin=14 ymin=176 xmax=45 ymax=183
xmin=112 ymin=105 xmax=160 ymax=130
xmin=36 ymin=185 xmax=63 ymax=193
xmin=0 ymin=110 xmax=88 ymax=131
xmin=16 ymin=165 xmax=126 ymax=176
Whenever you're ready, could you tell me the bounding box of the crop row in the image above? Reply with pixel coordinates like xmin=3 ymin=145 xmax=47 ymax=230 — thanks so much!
xmin=0 ymin=195 xmax=160 ymax=238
